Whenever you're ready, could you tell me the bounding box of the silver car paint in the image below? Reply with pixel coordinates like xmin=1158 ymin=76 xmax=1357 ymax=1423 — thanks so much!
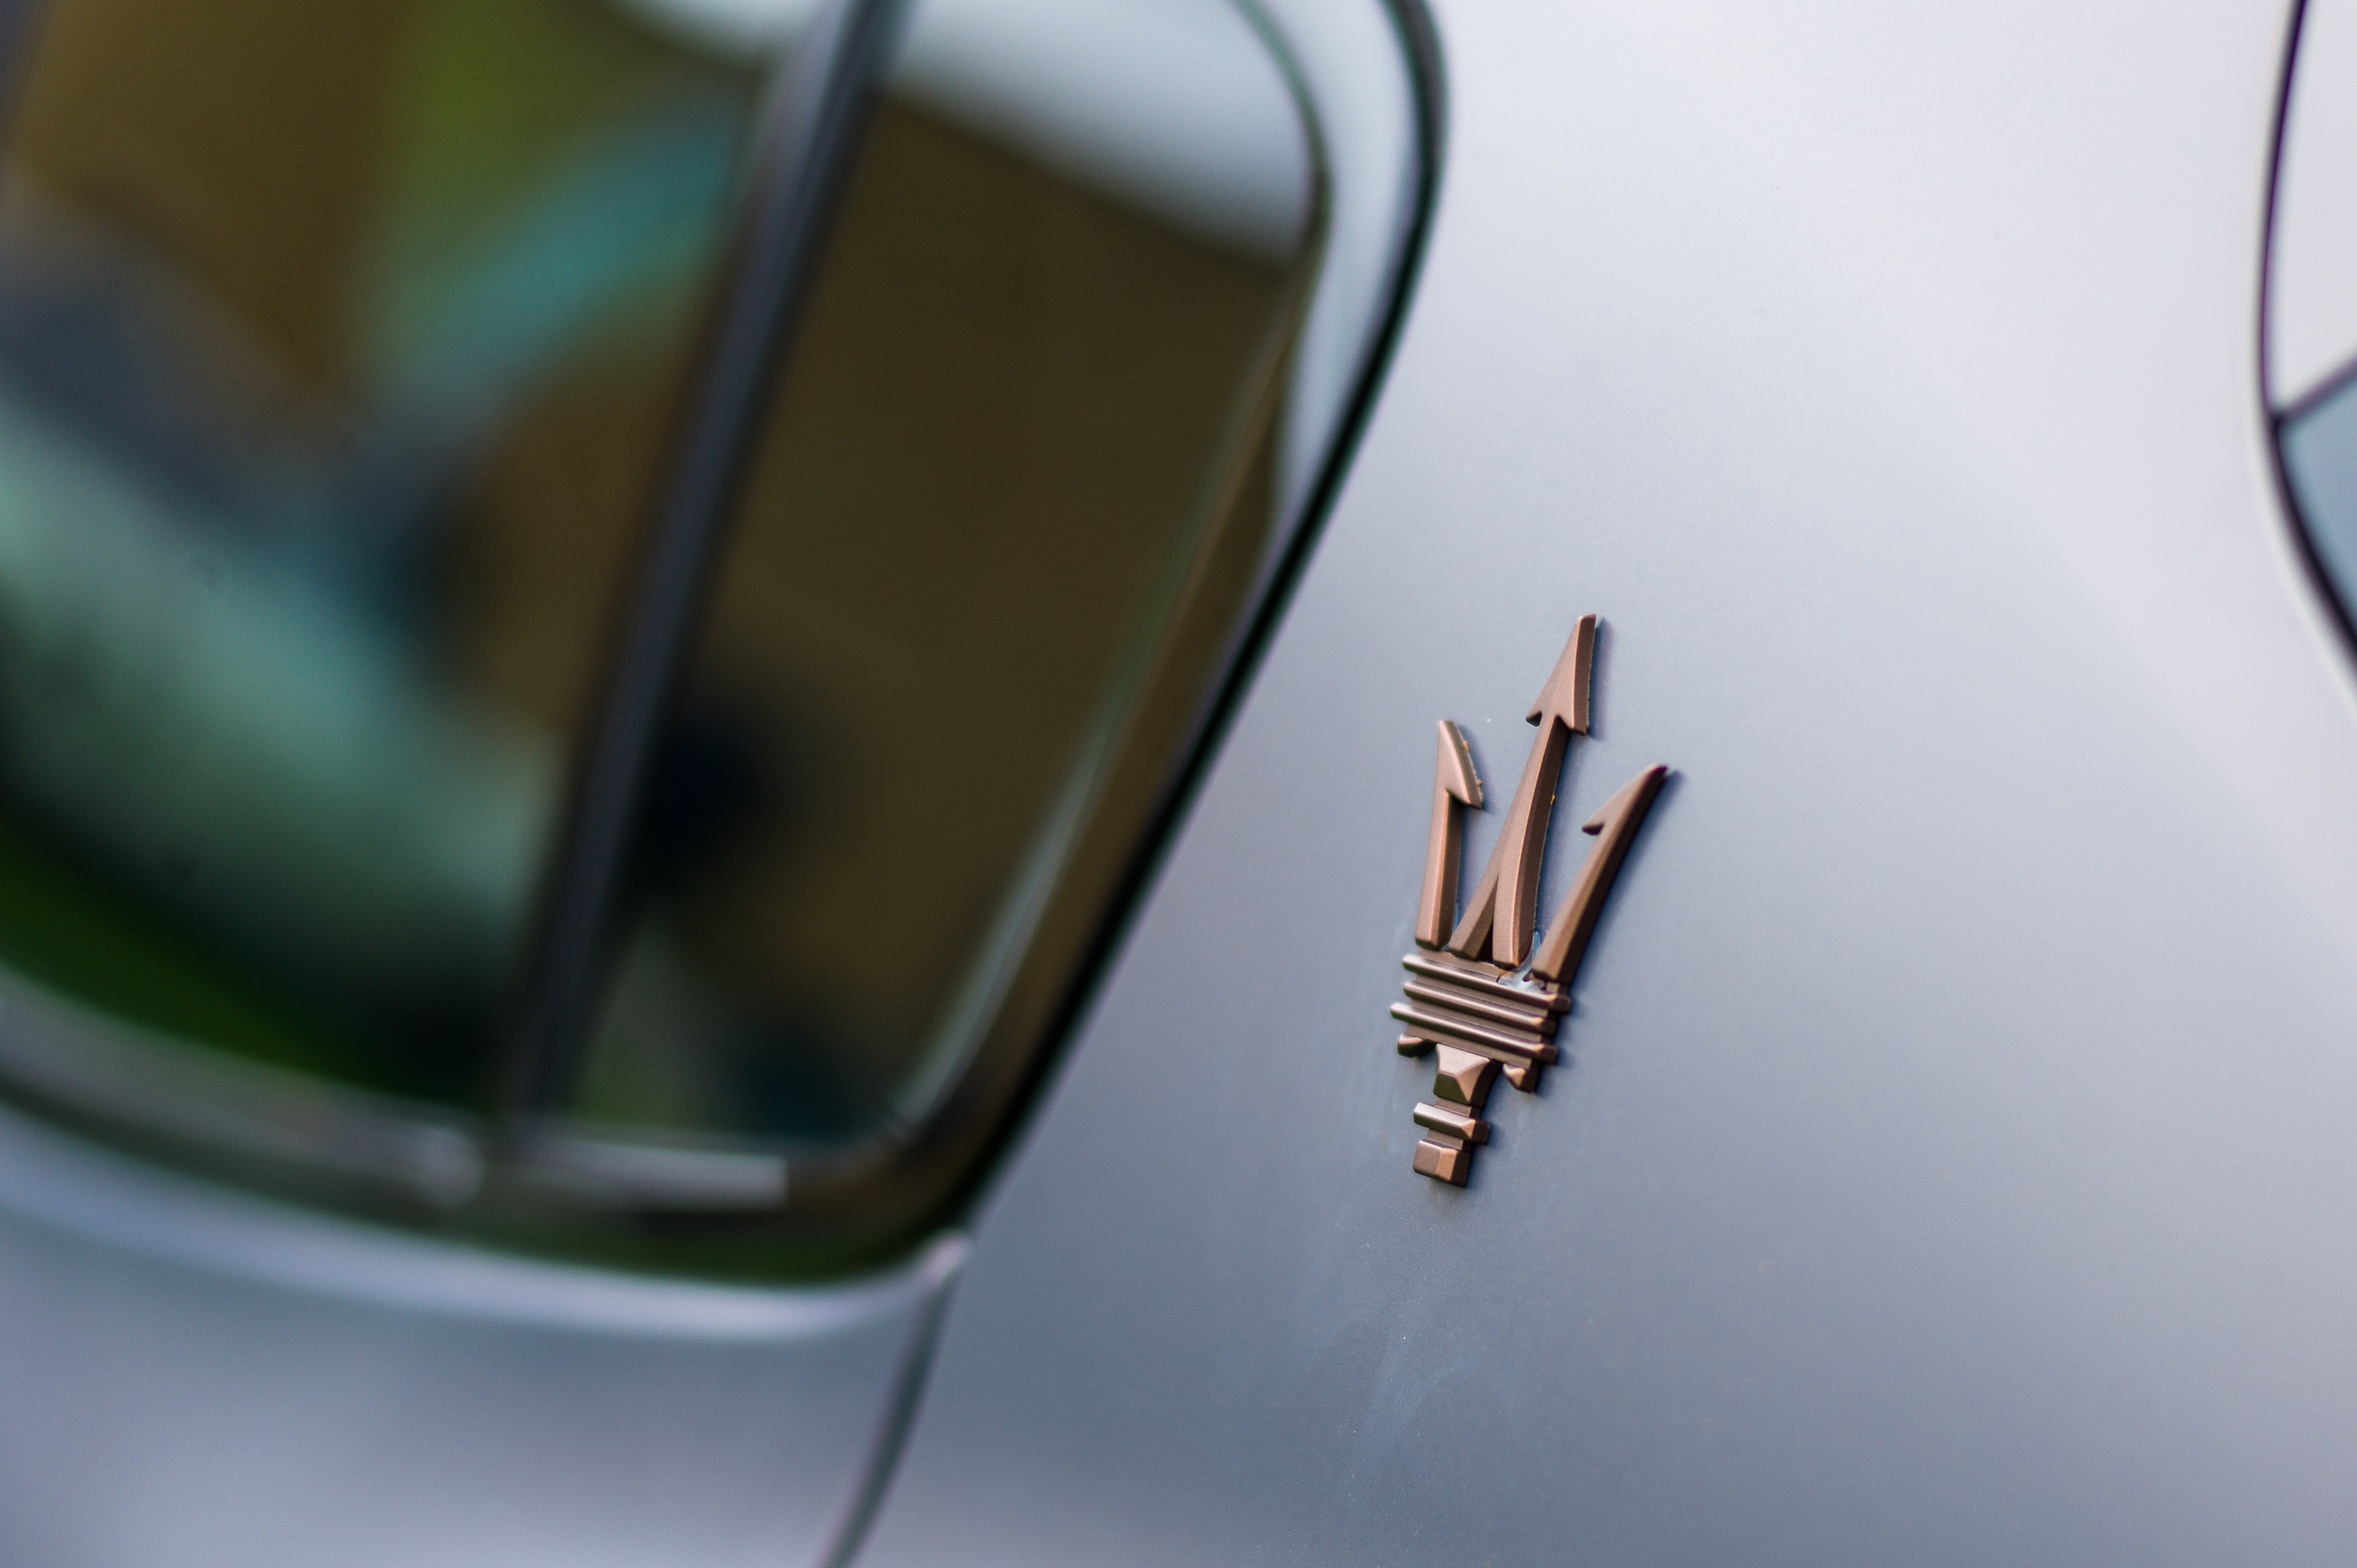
xmin=0 ymin=1100 xmax=961 ymax=1567
xmin=858 ymin=1 xmax=2357 ymax=1563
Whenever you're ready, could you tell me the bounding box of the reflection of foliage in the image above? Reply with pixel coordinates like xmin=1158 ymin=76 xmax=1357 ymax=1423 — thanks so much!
xmin=0 ymin=0 xmax=758 ymax=1105
xmin=0 ymin=807 xmax=341 ymax=1085
xmin=0 ymin=381 xmax=553 ymax=981
xmin=357 ymin=0 xmax=755 ymax=433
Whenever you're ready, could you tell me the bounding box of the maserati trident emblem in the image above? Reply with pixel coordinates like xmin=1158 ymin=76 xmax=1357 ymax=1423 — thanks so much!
xmin=1393 ymin=615 xmax=1667 ymax=1184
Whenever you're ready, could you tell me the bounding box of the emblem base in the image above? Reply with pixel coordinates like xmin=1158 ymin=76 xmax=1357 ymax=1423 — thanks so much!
xmin=1411 ymin=1137 xmax=1472 ymax=1185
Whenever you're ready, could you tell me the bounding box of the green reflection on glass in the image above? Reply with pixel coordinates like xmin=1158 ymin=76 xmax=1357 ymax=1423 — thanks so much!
xmin=0 ymin=0 xmax=762 ymax=1101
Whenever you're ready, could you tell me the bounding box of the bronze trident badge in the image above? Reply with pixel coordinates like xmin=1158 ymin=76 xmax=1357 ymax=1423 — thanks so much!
xmin=1393 ymin=615 xmax=1667 ymax=1184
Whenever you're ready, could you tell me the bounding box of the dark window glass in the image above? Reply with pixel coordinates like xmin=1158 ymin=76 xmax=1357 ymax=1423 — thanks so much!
xmin=0 ymin=0 xmax=1341 ymax=1255
xmin=0 ymin=0 xmax=762 ymax=1103
xmin=566 ymin=1 xmax=1318 ymax=1151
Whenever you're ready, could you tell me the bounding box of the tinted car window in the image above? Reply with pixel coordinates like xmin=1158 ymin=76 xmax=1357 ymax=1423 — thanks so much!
xmin=567 ymin=7 xmax=1315 ymax=1147
xmin=0 ymin=0 xmax=1327 ymax=1258
xmin=0 ymin=0 xmax=760 ymax=1102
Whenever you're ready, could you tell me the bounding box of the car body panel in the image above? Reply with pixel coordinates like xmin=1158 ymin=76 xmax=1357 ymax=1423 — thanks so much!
xmin=0 ymin=1101 xmax=960 ymax=1567
xmin=859 ymin=2 xmax=2357 ymax=1562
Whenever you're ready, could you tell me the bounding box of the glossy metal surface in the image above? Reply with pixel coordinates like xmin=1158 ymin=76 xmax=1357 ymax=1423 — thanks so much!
xmin=860 ymin=0 xmax=2357 ymax=1560
xmin=1412 ymin=719 xmax=1481 ymax=948
xmin=1388 ymin=992 xmax=1552 ymax=1057
xmin=1389 ymin=958 xmax=1555 ymax=1179
xmin=1442 ymin=614 xmax=1592 ymax=966
xmin=1528 ymin=762 xmax=1667 ymax=986
xmin=1387 ymin=618 xmax=1656 ymax=1181
xmin=1400 ymin=973 xmax=1556 ymax=1031
xmin=1425 ymin=1045 xmax=1496 ymax=1108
